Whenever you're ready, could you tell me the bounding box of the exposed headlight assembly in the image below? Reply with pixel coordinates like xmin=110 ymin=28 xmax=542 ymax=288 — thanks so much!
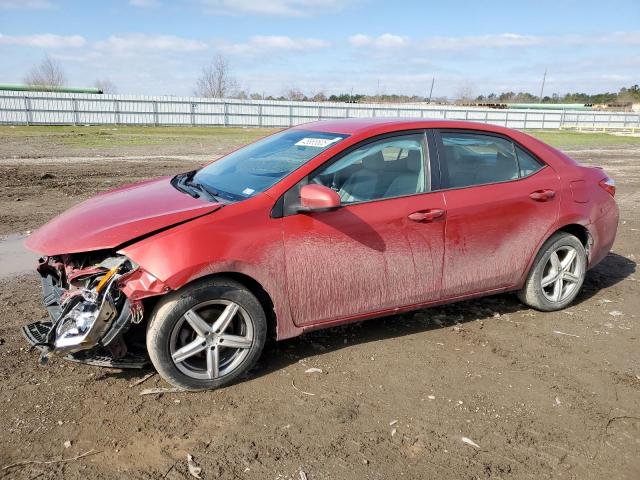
xmin=44 ymin=256 xmax=137 ymax=357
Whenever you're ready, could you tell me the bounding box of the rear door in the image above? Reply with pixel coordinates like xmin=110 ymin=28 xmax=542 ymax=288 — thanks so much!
xmin=434 ymin=129 xmax=560 ymax=298
xmin=280 ymin=132 xmax=446 ymax=326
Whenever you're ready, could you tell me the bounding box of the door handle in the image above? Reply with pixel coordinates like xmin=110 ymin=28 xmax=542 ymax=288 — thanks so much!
xmin=529 ymin=189 xmax=556 ymax=201
xmin=408 ymin=209 xmax=445 ymax=222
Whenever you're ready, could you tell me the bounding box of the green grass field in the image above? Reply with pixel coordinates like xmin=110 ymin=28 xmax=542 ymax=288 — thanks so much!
xmin=0 ymin=125 xmax=638 ymax=150
xmin=0 ymin=125 xmax=277 ymax=148
xmin=525 ymin=129 xmax=640 ymax=148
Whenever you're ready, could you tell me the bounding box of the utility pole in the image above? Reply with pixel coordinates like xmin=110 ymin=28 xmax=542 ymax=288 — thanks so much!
xmin=539 ymin=68 xmax=547 ymax=103
xmin=428 ymin=77 xmax=435 ymax=104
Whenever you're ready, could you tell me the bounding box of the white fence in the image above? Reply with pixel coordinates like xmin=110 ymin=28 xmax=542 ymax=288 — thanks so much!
xmin=1 ymin=90 xmax=639 ymax=130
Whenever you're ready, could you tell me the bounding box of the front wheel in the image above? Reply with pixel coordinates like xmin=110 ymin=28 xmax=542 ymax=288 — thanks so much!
xmin=146 ymin=277 xmax=267 ymax=391
xmin=518 ymin=232 xmax=587 ymax=311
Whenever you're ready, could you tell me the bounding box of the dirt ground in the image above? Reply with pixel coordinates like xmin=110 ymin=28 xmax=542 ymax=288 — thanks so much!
xmin=0 ymin=127 xmax=639 ymax=479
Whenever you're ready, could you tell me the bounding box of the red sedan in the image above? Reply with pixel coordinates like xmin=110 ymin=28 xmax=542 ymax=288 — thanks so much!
xmin=24 ymin=119 xmax=619 ymax=390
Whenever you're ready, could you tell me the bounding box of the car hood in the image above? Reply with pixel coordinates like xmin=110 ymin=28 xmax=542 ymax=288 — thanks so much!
xmin=25 ymin=176 xmax=223 ymax=255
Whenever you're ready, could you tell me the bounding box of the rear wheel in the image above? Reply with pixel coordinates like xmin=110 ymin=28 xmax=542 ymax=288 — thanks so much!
xmin=146 ymin=277 xmax=266 ymax=391
xmin=518 ymin=232 xmax=587 ymax=311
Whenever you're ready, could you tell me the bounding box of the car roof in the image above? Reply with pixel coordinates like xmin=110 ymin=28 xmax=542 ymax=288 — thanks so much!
xmin=291 ymin=117 xmax=515 ymax=136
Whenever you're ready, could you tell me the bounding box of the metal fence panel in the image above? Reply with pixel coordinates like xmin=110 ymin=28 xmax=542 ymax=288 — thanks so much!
xmin=1 ymin=90 xmax=639 ymax=129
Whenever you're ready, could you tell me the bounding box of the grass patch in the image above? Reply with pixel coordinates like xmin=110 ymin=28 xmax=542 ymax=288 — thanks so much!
xmin=0 ymin=125 xmax=278 ymax=148
xmin=526 ymin=129 xmax=640 ymax=148
xmin=1 ymin=125 xmax=639 ymax=150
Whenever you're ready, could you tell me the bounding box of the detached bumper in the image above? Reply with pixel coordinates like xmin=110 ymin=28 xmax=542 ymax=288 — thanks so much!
xmin=22 ymin=320 xmax=147 ymax=368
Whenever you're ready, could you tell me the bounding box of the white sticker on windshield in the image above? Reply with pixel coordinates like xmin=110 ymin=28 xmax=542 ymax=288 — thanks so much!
xmin=295 ymin=137 xmax=342 ymax=148
xmin=242 ymin=187 xmax=255 ymax=196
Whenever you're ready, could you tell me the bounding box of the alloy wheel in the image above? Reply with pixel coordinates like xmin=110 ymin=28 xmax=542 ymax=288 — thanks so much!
xmin=540 ymin=245 xmax=582 ymax=303
xmin=169 ymin=300 xmax=254 ymax=380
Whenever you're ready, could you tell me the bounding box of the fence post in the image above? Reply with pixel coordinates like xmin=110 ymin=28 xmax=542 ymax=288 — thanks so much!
xmin=560 ymin=110 xmax=565 ymax=129
xmin=153 ymin=100 xmax=159 ymax=126
xmin=484 ymin=111 xmax=488 ymax=124
xmin=190 ymin=102 xmax=196 ymax=127
xmin=288 ymin=104 xmax=293 ymax=126
xmin=523 ymin=111 xmax=528 ymax=129
xmin=24 ymin=96 xmax=32 ymax=126
xmin=318 ymin=106 xmax=322 ymax=121
xmin=223 ymin=101 xmax=229 ymax=127
xmin=72 ymin=98 xmax=79 ymax=126
xmin=504 ymin=111 xmax=509 ymax=127
xmin=115 ymin=99 xmax=121 ymax=125
xmin=541 ymin=112 xmax=545 ymax=129
xmin=465 ymin=110 xmax=469 ymax=120
xmin=443 ymin=110 xmax=447 ymax=119
xmin=258 ymin=104 xmax=263 ymax=128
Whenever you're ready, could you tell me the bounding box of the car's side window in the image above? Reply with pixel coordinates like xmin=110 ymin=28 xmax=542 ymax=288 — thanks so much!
xmin=309 ymin=134 xmax=428 ymax=204
xmin=515 ymin=145 xmax=544 ymax=177
xmin=439 ymin=131 xmax=541 ymax=189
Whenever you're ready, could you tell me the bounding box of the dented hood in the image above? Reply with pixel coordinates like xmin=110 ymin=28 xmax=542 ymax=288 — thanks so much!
xmin=25 ymin=176 xmax=222 ymax=255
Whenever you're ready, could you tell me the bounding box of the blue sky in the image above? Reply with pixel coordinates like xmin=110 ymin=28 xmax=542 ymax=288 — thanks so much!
xmin=0 ymin=0 xmax=638 ymax=98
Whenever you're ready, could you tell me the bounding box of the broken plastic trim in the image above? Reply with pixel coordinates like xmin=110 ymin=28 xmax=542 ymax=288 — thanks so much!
xmin=40 ymin=257 xmax=136 ymax=359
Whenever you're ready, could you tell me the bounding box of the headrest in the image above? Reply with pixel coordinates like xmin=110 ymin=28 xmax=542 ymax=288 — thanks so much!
xmin=405 ymin=150 xmax=422 ymax=173
xmin=362 ymin=151 xmax=385 ymax=170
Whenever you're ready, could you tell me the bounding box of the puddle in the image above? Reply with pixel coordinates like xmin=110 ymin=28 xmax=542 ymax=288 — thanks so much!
xmin=0 ymin=234 xmax=37 ymax=279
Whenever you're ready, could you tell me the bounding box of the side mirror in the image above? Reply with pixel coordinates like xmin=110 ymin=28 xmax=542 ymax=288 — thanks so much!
xmin=298 ymin=184 xmax=341 ymax=212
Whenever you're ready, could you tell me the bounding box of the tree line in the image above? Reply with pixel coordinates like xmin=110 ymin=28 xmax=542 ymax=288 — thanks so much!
xmin=21 ymin=54 xmax=640 ymax=106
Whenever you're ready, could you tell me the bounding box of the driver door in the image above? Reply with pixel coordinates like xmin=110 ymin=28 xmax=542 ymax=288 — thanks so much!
xmin=280 ymin=132 xmax=446 ymax=327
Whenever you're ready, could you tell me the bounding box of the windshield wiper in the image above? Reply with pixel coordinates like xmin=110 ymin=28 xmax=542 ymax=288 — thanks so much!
xmin=172 ymin=173 xmax=202 ymax=199
xmin=181 ymin=171 xmax=229 ymax=203
xmin=186 ymin=179 xmax=222 ymax=201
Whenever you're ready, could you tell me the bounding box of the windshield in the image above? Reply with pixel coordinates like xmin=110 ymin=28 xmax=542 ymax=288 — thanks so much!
xmin=193 ymin=129 xmax=348 ymax=202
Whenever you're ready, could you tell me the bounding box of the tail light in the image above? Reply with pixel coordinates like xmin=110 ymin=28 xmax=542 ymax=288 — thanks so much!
xmin=599 ymin=177 xmax=616 ymax=197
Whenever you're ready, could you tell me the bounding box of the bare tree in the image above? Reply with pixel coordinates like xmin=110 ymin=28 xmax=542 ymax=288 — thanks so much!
xmin=311 ymin=91 xmax=327 ymax=102
xmin=195 ymin=53 xmax=238 ymax=98
xmin=285 ymin=87 xmax=305 ymax=101
xmin=455 ymin=80 xmax=475 ymax=104
xmin=23 ymin=55 xmax=66 ymax=90
xmin=94 ymin=79 xmax=117 ymax=94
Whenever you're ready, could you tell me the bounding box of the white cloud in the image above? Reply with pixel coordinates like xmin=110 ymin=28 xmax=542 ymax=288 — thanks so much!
xmin=94 ymin=34 xmax=208 ymax=52
xmin=198 ymin=0 xmax=348 ymax=17
xmin=129 ymin=0 xmax=159 ymax=7
xmin=422 ymin=33 xmax=540 ymax=51
xmin=348 ymin=33 xmax=409 ymax=49
xmin=349 ymin=31 xmax=640 ymax=52
xmin=0 ymin=0 xmax=51 ymax=8
xmin=220 ymin=35 xmax=330 ymax=54
xmin=0 ymin=33 xmax=86 ymax=48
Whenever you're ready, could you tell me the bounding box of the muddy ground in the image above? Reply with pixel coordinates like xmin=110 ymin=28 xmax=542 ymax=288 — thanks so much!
xmin=0 ymin=128 xmax=639 ymax=479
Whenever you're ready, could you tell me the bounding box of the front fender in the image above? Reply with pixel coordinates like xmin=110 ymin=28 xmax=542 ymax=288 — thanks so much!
xmin=118 ymin=195 xmax=300 ymax=340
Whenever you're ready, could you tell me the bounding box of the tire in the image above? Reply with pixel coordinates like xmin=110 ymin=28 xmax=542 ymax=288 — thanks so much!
xmin=146 ymin=277 xmax=267 ymax=391
xmin=518 ymin=232 xmax=587 ymax=311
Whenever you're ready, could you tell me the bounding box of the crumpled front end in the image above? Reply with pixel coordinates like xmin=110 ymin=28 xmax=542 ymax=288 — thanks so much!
xmin=23 ymin=251 xmax=169 ymax=368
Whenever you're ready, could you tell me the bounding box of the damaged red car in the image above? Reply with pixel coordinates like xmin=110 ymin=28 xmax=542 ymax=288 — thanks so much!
xmin=24 ymin=119 xmax=619 ymax=390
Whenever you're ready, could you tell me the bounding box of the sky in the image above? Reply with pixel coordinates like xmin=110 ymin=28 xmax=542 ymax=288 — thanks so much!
xmin=0 ymin=0 xmax=639 ymax=98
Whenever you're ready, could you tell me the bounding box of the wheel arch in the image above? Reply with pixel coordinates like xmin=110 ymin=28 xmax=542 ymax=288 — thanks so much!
xmin=174 ymin=271 xmax=278 ymax=341
xmin=517 ymin=221 xmax=591 ymax=288
xmin=556 ymin=223 xmax=590 ymax=249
